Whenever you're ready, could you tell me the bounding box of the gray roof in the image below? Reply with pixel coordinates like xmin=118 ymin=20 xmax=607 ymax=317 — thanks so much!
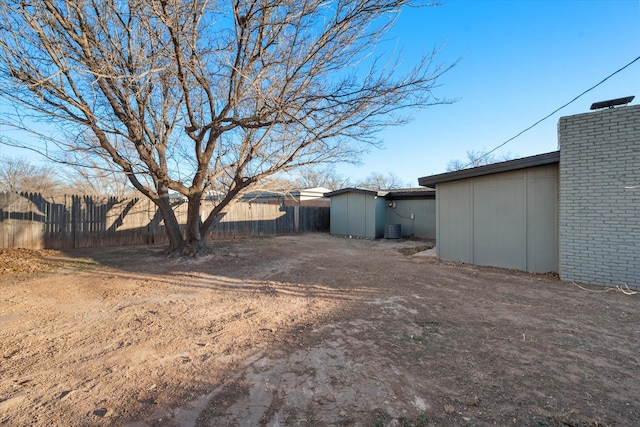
xmin=386 ymin=188 xmax=435 ymax=200
xmin=324 ymin=187 xmax=435 ymax=199
xmin=324 ymin=187 xmax=385 ymax=197
xmin=418 ymin=151 xmax=560 ymax=188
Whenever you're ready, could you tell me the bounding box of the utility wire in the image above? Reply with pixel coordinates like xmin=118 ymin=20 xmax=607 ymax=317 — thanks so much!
xmin=464 ymin=55 xmax=640 ymax=169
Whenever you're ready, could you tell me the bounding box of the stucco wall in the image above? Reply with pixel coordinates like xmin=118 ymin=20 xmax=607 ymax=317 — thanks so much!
xmin=558 ymin=104 xmax=640 ymax=288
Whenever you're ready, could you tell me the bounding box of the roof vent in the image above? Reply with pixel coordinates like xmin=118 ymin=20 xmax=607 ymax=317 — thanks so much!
xmin=590 ymin=96 xmax=634 ymax=110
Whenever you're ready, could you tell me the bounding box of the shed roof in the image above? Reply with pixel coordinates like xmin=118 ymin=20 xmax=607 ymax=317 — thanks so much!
xmin=324 ymin=187 xmax=436 ymax=199
xmin=324 ymin=187 xmax=385 ymax=197
xmin=418 ymin=151 xmax=560 ymax=188
xmin=386 ymin=188 xmax=435 ymax=200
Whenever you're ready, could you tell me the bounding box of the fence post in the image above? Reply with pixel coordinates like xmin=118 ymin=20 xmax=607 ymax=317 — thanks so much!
xmin=72 ymin=195 xmax=79 ymax=248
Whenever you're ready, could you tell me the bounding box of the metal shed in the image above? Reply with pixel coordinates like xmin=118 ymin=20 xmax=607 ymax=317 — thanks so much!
xmin=418 ymin=152 xmax=559 ymax=273
xmin=325 ymin=188 xmax=387 ymax=238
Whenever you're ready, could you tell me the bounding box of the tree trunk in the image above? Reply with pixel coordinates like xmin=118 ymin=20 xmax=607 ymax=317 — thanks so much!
xmin=175 ymin=193 xmax=206 ymax=257
xmin=153 ymin=185 xmax=184 ymax=252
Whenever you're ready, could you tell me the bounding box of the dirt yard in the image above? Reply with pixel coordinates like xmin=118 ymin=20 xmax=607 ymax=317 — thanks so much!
xmin=1 ymin=234 xmax=639 ymax=427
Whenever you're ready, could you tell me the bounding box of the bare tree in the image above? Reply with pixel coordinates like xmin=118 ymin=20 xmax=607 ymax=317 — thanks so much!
xmin=356 ymin=172 xmax=407 ymax=190
xmin=293 ymin=165 xmax=352 ymax=191
xmin=0 ymin=157 xmax=62 ymax=194
xmin=446 ymin=150 xmax=515 ymax=172
xmin=62 ymin=168 xmax=136 ymax=198
xmin=58 ymin=145 xmax=138 ymax=197
xmin=0 ymin=0 xmax=453 ymax=255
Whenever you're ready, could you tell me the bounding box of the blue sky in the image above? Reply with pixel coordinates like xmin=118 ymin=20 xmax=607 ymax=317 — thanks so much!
xmin=1 ymin=0 xmax=638 ymax=189
xmin=336 ymin=0 xmax=640 ymax=186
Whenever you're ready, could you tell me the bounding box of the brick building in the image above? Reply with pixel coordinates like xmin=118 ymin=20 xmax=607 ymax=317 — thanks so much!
xmin=558 ymin=105 xmax=639 ymax=287
xmin=418 ymin=103 xmax=639 ymax=289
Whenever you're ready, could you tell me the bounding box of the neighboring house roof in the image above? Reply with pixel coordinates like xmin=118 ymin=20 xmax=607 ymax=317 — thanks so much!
xmin=245 ymin=187 xmax=331 ymax=201
xmin=196 ymin=187 xmax=332 ymax=202
xmin=418 ymin=151 xmax=560 ymax=188
xmin=324 ymin=187 xmax=436 ymax=199
xmin=299 ymin=186 xmax=332 ymax=194
xmin=295 ymin=187 xmax=332 ymax=200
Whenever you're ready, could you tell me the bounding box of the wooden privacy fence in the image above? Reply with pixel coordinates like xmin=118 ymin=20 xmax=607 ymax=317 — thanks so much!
xmin=0 ymin=191 xmax=330 ymax=250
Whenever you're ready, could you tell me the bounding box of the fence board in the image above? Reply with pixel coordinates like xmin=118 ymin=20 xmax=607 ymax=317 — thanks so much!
xmin=0 ymin=191 xmax=329 ymax=249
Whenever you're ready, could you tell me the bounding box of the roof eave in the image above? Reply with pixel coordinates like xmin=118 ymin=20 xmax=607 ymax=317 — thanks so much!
xmin=385 ymin=190 xmax=436 ymax=200
xmin=418 ymin=151 xmax=560 ymax=188
xmin=324 ymin=187 xmax=387 ymax=197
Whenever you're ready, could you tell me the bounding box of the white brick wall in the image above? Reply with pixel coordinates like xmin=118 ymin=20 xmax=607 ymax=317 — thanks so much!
xmin=558 ymin=104 xmax=640 ymax=289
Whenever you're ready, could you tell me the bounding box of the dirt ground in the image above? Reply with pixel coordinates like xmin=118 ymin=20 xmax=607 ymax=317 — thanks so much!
xmin=1 ymin=234 xmax=639 ymax=427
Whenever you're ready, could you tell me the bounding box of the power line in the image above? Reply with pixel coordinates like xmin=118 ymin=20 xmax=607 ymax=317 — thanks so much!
xmin=464 ymin=55 xmax=640 ymax=169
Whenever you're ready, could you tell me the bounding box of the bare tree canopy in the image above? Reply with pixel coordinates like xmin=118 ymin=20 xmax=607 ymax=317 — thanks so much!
xmin=293 ymin=165 xmax=351 ymax=191
xmin=64 ymin=167 xmax=137 ymax=198
xmin=446 ymin=150 xmax=515 ymax=172
xmin=0 ymin=157 xmax=62 ymax=194
xmin=0 ymin=0 xmax=453 ymax=254
xmin=355 ymin=171 xmax=407 ymax=191
xmin=0 ymin=154 xmax=136 ymax=197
